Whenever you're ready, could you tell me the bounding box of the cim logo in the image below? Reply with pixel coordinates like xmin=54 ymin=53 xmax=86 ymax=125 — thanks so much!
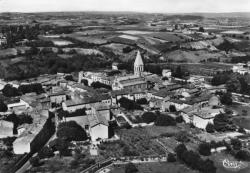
xmin=222 ymin=159 xmax=249 ymax=172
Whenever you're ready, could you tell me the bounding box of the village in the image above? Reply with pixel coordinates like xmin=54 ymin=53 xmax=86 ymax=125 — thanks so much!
xmin=0 ymin=4 xmax=250 ymax=172
xmin=0 ymin=48 xmax=249 ymax=173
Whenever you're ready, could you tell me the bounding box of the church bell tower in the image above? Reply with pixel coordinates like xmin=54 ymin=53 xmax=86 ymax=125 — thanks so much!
xmin=134 ymin=50 xmax=144 ymax=76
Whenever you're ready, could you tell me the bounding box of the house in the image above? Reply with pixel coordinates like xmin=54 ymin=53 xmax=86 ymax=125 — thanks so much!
xmin=79 ymin=71 xmax=114 ymax=86
xmin=181 ymin=105 xmax=224 ymax=129
xmin=162 ymin=69 xmax=172 ymax=78
xmin=88 ymin=113 xmax=109 ymax=142
xmin=62 ymin=97 xmax=100 ymax=112
xmin=7 ymin=99 xmax=30 ymax=113
xmin=0 ymin=79 xmax=7 ymax=90
xmin=112 ymin=62 xmax=119 ymax=70
xmin=187 ymin=75 xmax=205 ymax=85
xmin=111 ymin=89 xmax=146 ymax=105
xmin=0 ymin=120 xmax=14 ymax=138
xmin=13 ymin=111 xmax=48 ymax=154
xmin=232 ymin=63 xmax=249 ymax=75
xmin=48 ymin=91 xmax=67 ymax=104
xmin=13 ymin=134 xmax=37 ymax=154
xmin=64 ymin=110 xmax=109 ymax=142
xmin=151 ymin=89 xmax=174 ymax=100
xmin=0 ymin=34 xmax=7 ymax=46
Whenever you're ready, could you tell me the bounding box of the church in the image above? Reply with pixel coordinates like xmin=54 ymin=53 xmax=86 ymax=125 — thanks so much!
xmin=112 ymin=50 xmax=148 ymax=91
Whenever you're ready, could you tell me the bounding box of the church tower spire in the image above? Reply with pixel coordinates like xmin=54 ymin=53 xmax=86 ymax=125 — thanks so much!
xmin=134 ymin=50 xmax=144 ymax=76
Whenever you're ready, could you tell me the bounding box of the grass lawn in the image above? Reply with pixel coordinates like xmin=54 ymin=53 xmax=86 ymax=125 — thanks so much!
xmin=110 ymin=162 xmax=198 ymax=173
xmin=233 ymin=117 xmax=250 ymax=130
xmin=226 ymin=103 xmax=250 ymax=130
xmin=227 ymin=103 xmax=250 ymax=116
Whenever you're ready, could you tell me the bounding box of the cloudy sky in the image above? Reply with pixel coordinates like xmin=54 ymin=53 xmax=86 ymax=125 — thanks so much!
xmin=0 ymin=0 xmax=250 ymax=13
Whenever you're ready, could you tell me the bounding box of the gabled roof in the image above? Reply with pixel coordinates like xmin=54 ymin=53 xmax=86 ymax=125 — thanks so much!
xmin=134 ymin=50 xmax=144 ymax=66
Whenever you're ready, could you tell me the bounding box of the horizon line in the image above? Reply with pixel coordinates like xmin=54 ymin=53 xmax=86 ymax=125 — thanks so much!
xmin=1 ymin=10 xmax=250 ymax=14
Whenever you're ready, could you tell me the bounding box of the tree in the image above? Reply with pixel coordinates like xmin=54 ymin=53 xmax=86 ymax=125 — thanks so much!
xmin=125 ymin=163 xmax=138 ymax=173
xmin=118 ymin=97 xmax=143 ymax=110
xmin=176 ymin=131 xmax=190 ymax=143
xmin=200 ymin=159 xmax=217 ymax=173
xmin=176 ymin=116 xmax=183 ymax=123
xmin=38 ymin=146 xmax=54 ymax=159
xmin=91 ymin=81 xmax=111 ymax=90
xmin=30 ymin=156 xmax=40 ymax=167
xmin=175 ymin=143 xmax=187 ymax=160
xmin=198 ymin=27 xmax=205 ymax=32
xmin=2 ymin=84 xmax=20 ymax=97
xmin=123 ymin=46 xmax=133 ymax=53
xmin=231 ymin=138 xmax=242 ymax=150
xmin=220 ymin=92 xmax=232 ymax=105
xmin=242 ymin=109 xmax=248 ymax=116
xmin=141 ymin=112 xmax=157 ymax=124
xmin=57 ymin=121 xmax=88 ymax=141
xmin=182 ymin=150 xmax=201 ymax=169
xmin=18 ymin=83 xmax=44 ymax=94
xmin=167 ymin=153 xmax=176 ymax=162
xmin=81 ymin=79 xmax=88 ymax=86
xmin=49 ymin=138 xmax=70 ymax=157
xmin=198 ymin=143 xmax=211 ymax=156
xmin=169 ymin=105 xmax=177 ymax=112
xmin=235 ymin=150 xmax=250 ymax=161
xmin=238 ymin=127 xmax=246 ymax=134
xmin=216 ymin=40 xmax=235 ymax=54
xmin=0 ymin=100 xmax=8 ymax=112
xmin=213 ymin=113 xmax=231 ymax=132
xmin=136 ymin=98 xmax=148 ymax=105
xmin=64 ymin=75 xmax=74 ymax=81
xmin=155 ymin=114 xmax=176 ymax=126
xmin=206 ymin=123 xmax=215 ymax=133
xmin=226 ymin=78 xmax=241 ymax=93
xmin=172 ymin=66 xmax=185 ymax=79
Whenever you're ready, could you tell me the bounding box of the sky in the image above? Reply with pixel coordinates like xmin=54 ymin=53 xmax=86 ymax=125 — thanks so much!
xmin=0 ymin=0 xmax=250 ymax=13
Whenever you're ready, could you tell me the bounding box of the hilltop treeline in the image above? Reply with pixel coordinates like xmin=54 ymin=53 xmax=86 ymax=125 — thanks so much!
xmin=0 ymin=53 xmax=112 ymax=81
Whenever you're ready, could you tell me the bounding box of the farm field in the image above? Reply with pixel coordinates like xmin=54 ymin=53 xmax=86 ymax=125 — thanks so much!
xmin=99 ymin=127 xmax=173 ymax=159
xmin=164 ymin=50 xmax=228 ymax=63
xmin=148 ymin=32 xmax=187 ymax=42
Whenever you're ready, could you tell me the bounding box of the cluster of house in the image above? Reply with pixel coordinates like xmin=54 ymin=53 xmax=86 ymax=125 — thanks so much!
xmin=232 ymin=62 xmax=250 ymax=75
xmin=0 ymin=50 xmax=236 ymax=154
xmin=0 ymin=33 xmax=7 ymax=46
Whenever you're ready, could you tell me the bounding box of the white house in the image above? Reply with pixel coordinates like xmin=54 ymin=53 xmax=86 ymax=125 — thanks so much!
xmin=7 ymin=99 xmax=30 ymax=113
xmin=181 ymin=106 xmax=224 ymax=129
xmin=162 ymin=69 xmax=172 ymax=78
xmin=0 ymin=120 xmax=14 ymax=138
xmin=88 ymin=113 xmax=109 ymax=142
xmin=13 ymin=135 xmax=36 ymax=154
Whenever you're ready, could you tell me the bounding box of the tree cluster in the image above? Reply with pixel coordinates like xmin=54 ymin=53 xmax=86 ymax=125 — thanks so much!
xmin=213 ymin=113 xmax=236 ymax=132
xmin=175 ymin=143 xmax=217 ymax=173
xmin=118 ymin=97 xmax=143 ymax=110
xmin=91 ymin=81 xmax=112 ymax=90
xmin=0 ymin=100 xmax=8 ymax=112
xmin=4 ymin=113 xmax=33 ymax=134
xmin=135 ymin=98 xmax=148 ymax=105
xmin=154 ymin=114 xmax=176 ymax=126
xmin=57 ymin=121 xmax=88 ymax=141
xmin=18 ymin=83 xmax=44 ymax=94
